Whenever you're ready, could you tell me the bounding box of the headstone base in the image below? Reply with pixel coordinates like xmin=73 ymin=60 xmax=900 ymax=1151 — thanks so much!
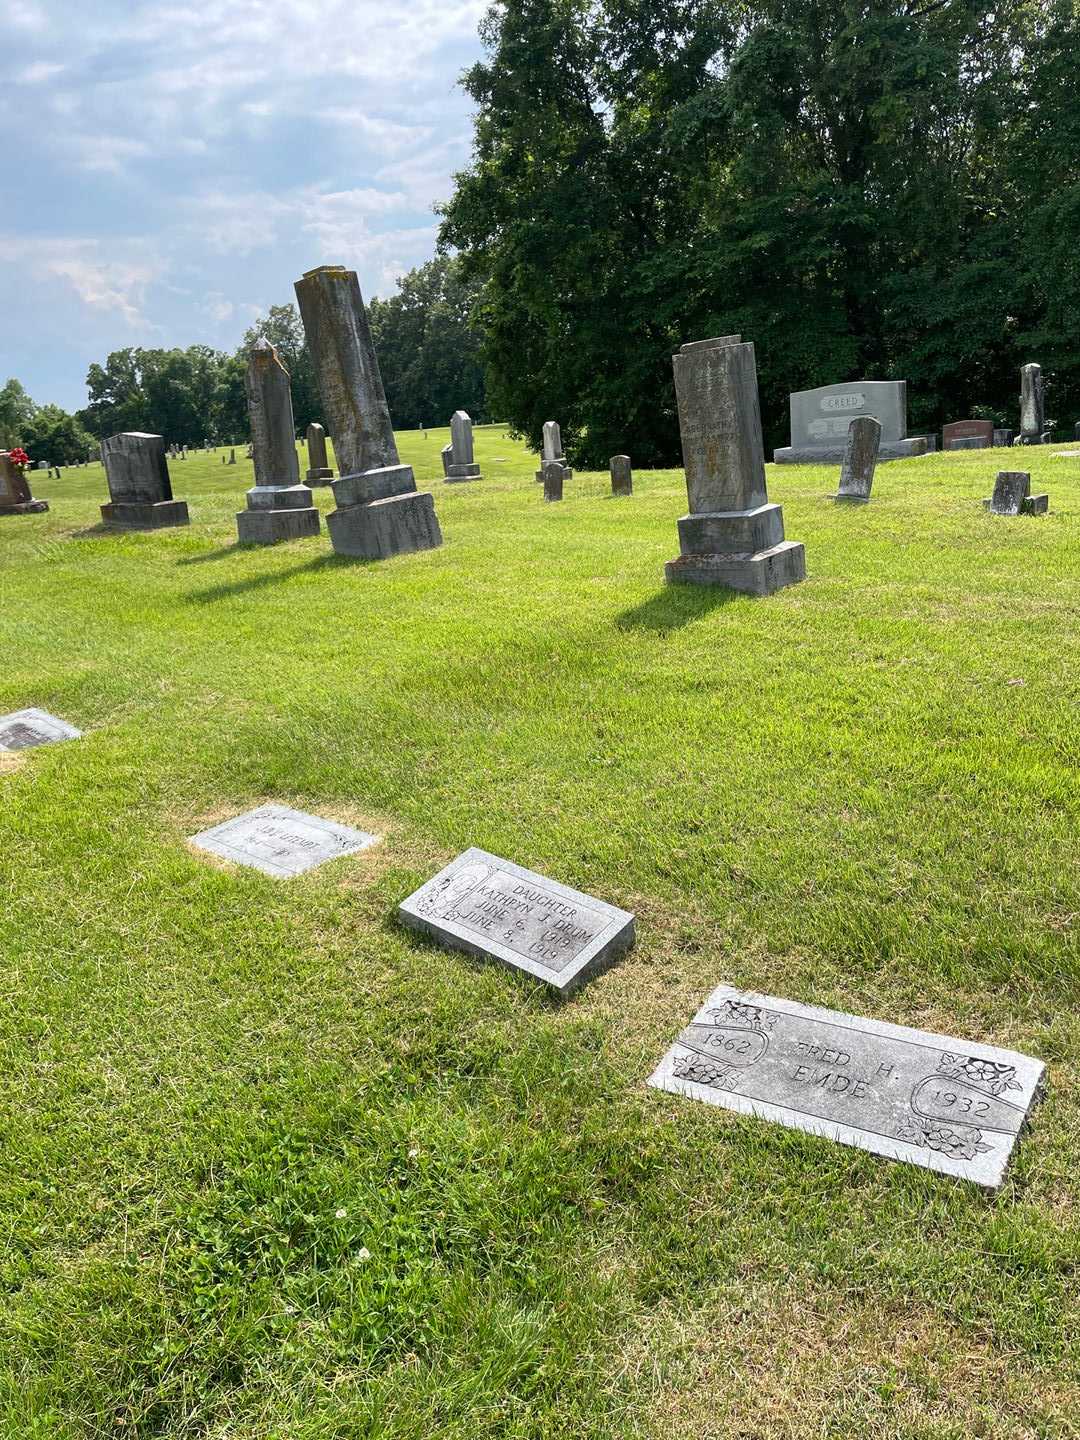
xmin=773 ymin=438 xmax=926 ymax=464
xmin=0 ymin=499 xmax=49 ymax=516
xmin=101 ymin=499 xmax=189 ymax=528
xmin=445 ymin=462 xmax=482 ymax=483
xmin=306 ymin=466 xmax=334 ymax=484
xmin=830 ymin=493 xmax=871 ymax=504
xmin=237 ymin=506 xmax=321 ymax=544
xmin=947 ymin=437 xmax=989 ymax=451
xmin=327 ymin=491 xmax=442 ymax=559
xmin=535 ymin=466 xmax=573 ymax=482
xmin=982 ymin=494 xmax=1048 ymax=515
xmin=665 ymin=540 xmax=806 ymax=596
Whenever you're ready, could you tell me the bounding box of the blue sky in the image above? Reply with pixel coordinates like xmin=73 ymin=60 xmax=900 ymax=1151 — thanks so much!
xmin=0 ymin=0 xmax=486 ymax=411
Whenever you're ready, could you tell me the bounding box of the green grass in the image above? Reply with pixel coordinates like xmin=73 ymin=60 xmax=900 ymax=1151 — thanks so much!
xmin=1 ymin=430 xmax=1078 ymax=1439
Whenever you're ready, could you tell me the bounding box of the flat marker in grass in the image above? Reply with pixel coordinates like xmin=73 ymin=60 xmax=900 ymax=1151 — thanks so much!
xmin=0 ymin=708 xmax=82 ymax=751
xmin=189 ymin=804 xmax=379 ymax=878
xmin=649 ymin=985 xmax=1045 ymax=1191
xmin=399 ymin=847 xmax=635 ymax=994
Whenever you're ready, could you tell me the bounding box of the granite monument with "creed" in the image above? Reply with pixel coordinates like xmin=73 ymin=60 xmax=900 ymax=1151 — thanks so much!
xmin=774 ymin=380 xmax=926 ymax=463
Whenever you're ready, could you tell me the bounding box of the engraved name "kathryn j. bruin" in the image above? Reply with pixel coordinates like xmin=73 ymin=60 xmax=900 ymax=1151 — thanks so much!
xmin=428 ymin=867 xmax=603 ymax=972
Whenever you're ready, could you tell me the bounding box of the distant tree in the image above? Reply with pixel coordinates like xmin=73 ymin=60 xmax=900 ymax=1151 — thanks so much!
xmin=0 ymin=377 xmax=36 ymax=449
xmin=22 ymin=405 xmax=95 ymax=464
xmin=81 ymin=349 xmax=147 ymax=439
xmin=368 ymin=256 xmax=487 ymax=429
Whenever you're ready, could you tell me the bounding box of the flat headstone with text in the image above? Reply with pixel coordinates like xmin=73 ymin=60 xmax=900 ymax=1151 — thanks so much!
xmin=399 ymin=847 xmax=635 ymax=993
xmin=649 ymin=985 xmax=1044 ymax=1190
xmin=0 ymin=708 xmax=82 ymax=751
xmin=190 ymin=805 xmax=379 ymax=878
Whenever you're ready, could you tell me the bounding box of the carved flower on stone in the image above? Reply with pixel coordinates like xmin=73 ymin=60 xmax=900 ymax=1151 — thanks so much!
xmin=896 ymin=1117 xmax=993 ymax=1160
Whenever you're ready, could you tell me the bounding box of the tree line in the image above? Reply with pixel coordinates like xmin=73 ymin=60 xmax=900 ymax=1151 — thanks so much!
xmin=438 ymin=0 xmax=1080 ymax=465
xmin=0 ymin=257 xmax=487 ymax=462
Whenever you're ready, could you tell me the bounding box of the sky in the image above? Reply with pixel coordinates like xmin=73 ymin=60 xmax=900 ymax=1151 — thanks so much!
xmin=0 ymin=0 xmax=487 ymax=411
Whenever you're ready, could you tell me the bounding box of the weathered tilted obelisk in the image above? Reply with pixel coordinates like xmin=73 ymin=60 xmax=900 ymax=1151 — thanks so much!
xmin=294 ymin=265 xmax=442 ymax=560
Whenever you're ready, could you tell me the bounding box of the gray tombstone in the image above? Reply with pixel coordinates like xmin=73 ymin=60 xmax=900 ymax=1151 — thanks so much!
xmin=100 ymin=433 xmax=188 ymax=528
xmin=648 ymin=984 xmax=1044 ymax=1191
xmin=774 ymin=380 xmax=926 ymax=463
xmin=1074 ymin=420 xmax=1080 ymax=441
xmin=833 ymin=415 xmax=881 ymax=502
xmin=0 ymin=452 xmax=48 ymax=515
xmin=535 ymin=420 xmax=573 ymax=483
xmin=951 ymin=437 xmax=985 ymax=451
xmin=446 ymin=410 xmax=481 ymax=483
xmin=610 ymin=454 xmax=632 ymax=496
xmin=993 ymin=428 xmax=1015 ymax=448
xmin=398 ymin=847 xmax=635 ymax=995
xmin=306 ymin=421 xmax=334 ymax=483
xmin=295 ymin=265 xmax=442 ymax=560
xmin=665 ymin=335 xmax=805 ymax=595
xmin=440 ymin=442 xmax=453 ymax=478
xmin=542 ymin=460 xmax=567 ymax=501
xmin=190 ymin=804 xmax=378 ymax=878
xmin=984 ymin=470 xmax=1048 ymax=516
xmin=236 ymin=339 xmax=320 ymax=545
xmin=227 ymin=448 xmax=236 ymax=465
xmin=0 ymin=707 xmax=81 ymax=751
xmin=1019 ymin=363 xmax=1044 ymax=441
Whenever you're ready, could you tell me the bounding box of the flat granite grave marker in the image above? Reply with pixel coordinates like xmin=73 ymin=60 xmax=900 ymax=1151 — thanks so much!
xmin=190 ymin=804 xmax=378 ymax=878
xmin=649 ymin=984 xmax=1045 ymax=1190
xmin=0 ymin=708 xmax=82 ymax=751
xmin=237 ymin=340 xmax=321 ymax=544
xmin=943 ymin=419 xmax=993 ymax=450
xmin=295 ymin=265 xmax=442 ymax=560
xmin=665 ymin=334 xmax=805 ymax=595
xmin=100 ymin=432 xmax=189 ymax=528
xmin=774 ymin=380 xmax=926 ymax=463
xmin=832 ymin=415 xmax=880 ymax=501
xmin=399 ymin=847 xmax=635 ymax=994
xmin=984 ymin=470 xmax=1048 ymax=516
xmin=0 ymin=452 xmax=49 ymax=515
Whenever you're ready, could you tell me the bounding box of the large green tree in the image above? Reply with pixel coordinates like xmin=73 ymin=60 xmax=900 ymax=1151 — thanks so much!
xmin=441 ymin=0 xmax=1074 ymax=462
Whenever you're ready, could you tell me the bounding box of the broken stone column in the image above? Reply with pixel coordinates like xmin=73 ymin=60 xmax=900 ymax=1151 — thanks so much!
xmin=535 ymin=420 xmax=573 ymax=482
xmin=665 ymin=335 xmax=805 ymax=595
xmin=100 ymin=433 xmax=187 ymax=527
xmin=236 ymin=339 xmax=321 ymax=544
xmin=446 ymin=410 xmax=481 ymax=482
xmin=0 ymin=452 xmax=49 ymax=515
xmin=610 ymin=455 xmax=633 ymax=496
xmin=832 ymin=416 xmax=881 ymax=502
xmin=295 ymin=264 xmax=442 ymax=560
xmin=306 ymin=422 xmax=334 ymax=483
xmin=983 ymin=470 xmax=1048 ymax=516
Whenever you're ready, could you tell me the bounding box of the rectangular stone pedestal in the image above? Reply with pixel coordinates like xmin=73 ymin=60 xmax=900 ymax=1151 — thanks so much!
xmin=237 ymin=508 xmax=320 ymax=544
xmin=535 ymin=465 xmax=572 ymax=482
xmin=446 ymin=462 xmax=481 ymax=483
xmin=982 ymin=495 xmax=1048 ymax=516
xmin=0 ymin=499 xmax=48 ymax=515
xmin=328 ymin=491 xmax=441 ymax=559
xmin=666 ymin=540 xmax=806 ymax=596
xmin=306 ymin=467 xmax=334 ymax=484
xmin=101 ymin=499 xmax=189 ymax=528
xmin=773 ymin=438 xmax=925 ymax=464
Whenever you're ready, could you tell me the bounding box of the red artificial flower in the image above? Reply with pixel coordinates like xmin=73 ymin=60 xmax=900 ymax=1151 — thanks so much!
xmin=9 ymin=447 xmax=29 ymax=467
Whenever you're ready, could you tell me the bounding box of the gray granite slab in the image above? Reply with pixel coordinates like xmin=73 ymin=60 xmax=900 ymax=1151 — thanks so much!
xmin=789 ymin=380 xmax=908 ymax=446
xmin=190 ymin=805 xmax=379 ymax=878
xmin=398 ymin=847 xmax=634 ymax=993
xmin=0 ymin=708 xmax=82 ymax=751
xmin=648 ymin=985 xmax=1044 ymax=1190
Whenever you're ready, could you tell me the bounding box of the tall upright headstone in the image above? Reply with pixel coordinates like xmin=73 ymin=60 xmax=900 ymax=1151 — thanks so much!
xmin=0 ymin=452 xmax=48 ymax=515
xmin=832 ymin=416 xmax=880 ymax=502
xmin=100 ymin=433 xmax=188 ymax=528
xmin=445 ymin=410 xmax=481 ymax=483
xmin=610 ymin=455 xmax=632 ymax=496
xmin=773 ymin=380 xmax=926 ymax=463
xmin=306 ymin=422 xmax=334 ymax=483
xmin=535 ymin=421 xmax=573 ymax=482
xmin=295 ymin=265 xmax=442 ymax=560
xmin=236 ymin=339 xmax=321 ymax=544
xmin=1019 ymin=364 xmax=1044 ymax=443
xmin=665 ymin=335 xmax=805 ymax=595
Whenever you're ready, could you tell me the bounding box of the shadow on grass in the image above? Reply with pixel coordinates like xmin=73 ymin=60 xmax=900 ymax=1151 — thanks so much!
xmin=176 ymin=545 xmax=242 ymax=567
xmin=616 ymin=583 xmax=742 ymax=632
xmin=187 ymin=550 xmax=368 ymax=604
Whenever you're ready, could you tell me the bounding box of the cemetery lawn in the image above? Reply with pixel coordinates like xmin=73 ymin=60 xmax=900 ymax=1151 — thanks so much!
xmin=2 ymin=432 xmax=1078 ymax=1440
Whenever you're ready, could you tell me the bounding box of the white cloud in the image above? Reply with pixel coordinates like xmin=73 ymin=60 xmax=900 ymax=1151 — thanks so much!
xmin=16 ymin=59 xmax=64 ymax=83
xmin=65 ymin=134 xmax=151 ymax=174
xmin=0 ymin=235 xmax=160 ymax=328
